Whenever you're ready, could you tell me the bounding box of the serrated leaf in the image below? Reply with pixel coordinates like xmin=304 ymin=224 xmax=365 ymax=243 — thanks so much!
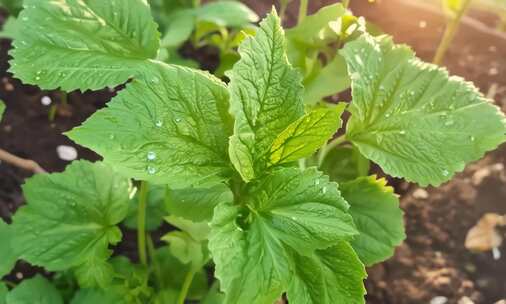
xmin=165 ymin=183 xmax=233 ymax=222
xmin=209 ymin=167 xmax=357 ymax=304
xmin=341 ymin=34 xmax=506 ymax=186
xmin=9 ymin=0 xmax=160 ymax=91
xmin=270 ymin=105 xmax=345 ymax=165
xmin=287 ymin=242 xmax=366 ymax=304
xmin=0 ymin=219 xmax=17 ymax=278
xmin=70 ymin=289 xmax=124 ymax=304
xmin=320 ymin=145 xmax=370 ymax=183
xmin=11 ymin=161 xmax=130 ymax=274
xmin=340 ymin=176 xmax=406 ymax=266
xmin=67 ymin=64 xmax=233 ymax=188
xmin=228 ymin=11 xmax=304 ymax=181
xmin=124 ymin=184 xmax=166 ymax=231
xmin=6 ymin=275 xmax=63 ymax=304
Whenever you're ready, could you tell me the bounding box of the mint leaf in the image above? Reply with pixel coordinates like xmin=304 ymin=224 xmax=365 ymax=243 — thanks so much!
xmin=341 ymin=176 xmax=406 ymax=266
xmin=341 ymin=34 xmax=506 ymax=186
xmin=165 ymin=184 xmax=233 ymax=222
xmin=67 ymin=64 xmax=233 ymax=188
xmin=287 ymin=242 xmax=366 ymax=304
xmin=6 ymin=275 xmax=63 ymax=304
xmin=270 ymin=104 xmax=345 ymax=165
xmin=9 ymin=0 xmax=160 ymax=91
xmin=320 ymin=145 xmax=370 ymax=183
xmin=228 ymin=11 xmax=304 ymax=181
xmin=209 ymin=168 xmax=357 ymax=303
xmin=0 ymin=219 xmax=17 ymax=277
xmin=70 ymin=289 xmax=124 ymax=304
xmin=11 ymin=161 xmax=131 ymax=273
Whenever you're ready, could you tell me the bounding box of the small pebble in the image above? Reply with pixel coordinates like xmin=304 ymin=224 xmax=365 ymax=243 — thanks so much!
xmin=56 ymin=145 xmax=78 ymax=161
xmin=419 ymin=20 xmax=427 ymax=28
xmin=489 ymin=67 xmax=499 ymax=76
xmin=458 ymin=296 xmax=474 ymax=304
xmin=431 ymin=296 xmax=448 ymax=304
xmin=15 ymin=272 xmax=23 ymax=280
xmin=412 ymin=188 xmax=429 ymax=199
xmin=41 ymin=96 xmax=52 ymax=106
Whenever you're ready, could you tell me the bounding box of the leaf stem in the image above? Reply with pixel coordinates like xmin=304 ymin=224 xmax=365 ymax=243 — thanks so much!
xmin=432 ymin=0 xmax=472 ymax=65
xmin=342 ymin=0 xmax=350 ymax=9
xmin=317 ymin=135 xmax=347 ymax=167
xmin=137 ymin=181 xmax=149 ymax=266
xmin=279 ymin=0 xmax=291 ymax=22
xmin=177 ymin=269 xmax=196 ymax=304
xmin=147 ymin=235 xmax=163 ymax=288
xmin=298 ymin=0 xmax=308 ymax=24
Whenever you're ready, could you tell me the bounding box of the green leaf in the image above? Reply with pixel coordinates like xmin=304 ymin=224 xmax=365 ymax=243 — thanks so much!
xmin=6 ymin=275 xmax=63 ymax=304
xmin=0 ymin=16 xmax=18 ymax=39
xmin=70 ymin=289 xmax=124 ymax=304
xmin=67 ymin=64 xmax=233 ymax=188
xmin=287 ymin=242 xmax=366 ymax=304
xmin=0 ymin=100 xmax=5 ymax=122
xmin=124 ymin=184 xmax=166 ymax=231
xmin=0 ymin=0 xmax=22 ymax=16
xmin=160 ymin=9 xmax=195 ymax=48
xmin=74 ymin=245 xmax=115 ymax=288
xmin=270 ymin=105 xmax=345 ymax=165
xmin=165 ymin=183 xmax=233 ymax=222
xmin=109 ymin=256 xmax=153 ymax=303
xmin=196 ymin=1 xmax=259 ymax=27
xmin=209 ymin=167 xmax=357 ymax=303
xmin=9 ymin=0 xmax=160 ymax=91
xmin=341 ymin=34 xmax=506 ymax=186
xmin=202 ymin=282 xmax=225 ymax=304
xmin=286 ymin=3 xmax=345 ymax=47
xmin=164 ymin=215 xmax=210 ymax=242
xmin=11 ymin=161 xmax=131 ymax=273
xmin=0 ymin=283 xmax=7 ymax=304
xmin=340 ymin=176 xmax=406 ymax=266
xmin=303 ymin=55 xmax=350 ymax=105
xmin=0 ymin=219 xmax=17 ymax=278
xmin=320 ymin=145 xmax=370 ymax=183
xmin=228 ymin=11 xmax=304 ymax=181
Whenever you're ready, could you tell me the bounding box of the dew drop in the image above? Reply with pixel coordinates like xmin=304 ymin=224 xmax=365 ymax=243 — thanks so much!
xmin=174 ymin=117 xmax=182 ymax=123
xmin=444 ymin=119 xmax=454 ymax=126
xmin=322 ymin=187 xmax=327 ymax=194
xmin=399 ymin=130 xmax=406 ymax=135
xmin=385 ymin=113 xmax=391 ymax=118
xmin=442 ymin=169 xmax=449 ymax=177
xmin=147 ymin=166 xmax=156 ymax=175
xmin=35 ymin=76 xmax=41 ymax=81
xmin=315 ymin=180 xmax=320 ymax=186
xmin=147 ymin=151 xmax=156 ymax=161
xmin=109 ymin=134 xmax=115 ymax=140
xmin=155 ymin=120 xmax=163 ymax=127
xmin=469 ymin=136 xmax=475 ymax=142
xmin=291 ymin=216 xmax=297 ymax=221
xmin=151 ymin=77 xmax=159 ymax=84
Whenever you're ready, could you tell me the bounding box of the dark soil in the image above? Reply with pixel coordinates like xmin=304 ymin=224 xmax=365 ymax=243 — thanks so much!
xmin=1 ymin=1 xmax=506 ymax=303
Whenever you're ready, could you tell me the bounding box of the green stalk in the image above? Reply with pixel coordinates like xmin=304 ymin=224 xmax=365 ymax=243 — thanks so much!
xmin=433 ymin=0 xmax=472 ymax=65
xmin=137 ymin=181 xmax=149 ymax=266
xmin=177 ymin=269 xmax=196 ymax=304
xmin=147 ymin=235 xmax=163 ymax=288
xmin=298 ymin=0 xmax=308 ymax=24
xmin=317 ymin=135 xmax=347 ymax=167
xmin=279 ymin=0 xmax=292 ymax=22
xmin=343 ymin=0 xmax=350 ymax=9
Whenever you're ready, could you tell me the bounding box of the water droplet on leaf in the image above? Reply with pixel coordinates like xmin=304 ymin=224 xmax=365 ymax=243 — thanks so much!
xmin=147 ymin=151 xmax=156 ymax=161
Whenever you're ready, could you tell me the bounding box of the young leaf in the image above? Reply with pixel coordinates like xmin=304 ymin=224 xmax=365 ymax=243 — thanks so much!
xmin=320 ymin=145 xmax=370 ymax=183
xmin=228 ymin=11 xmax=304 ymax=181
xmin=0 ymin=219 xmax=16 ymax=277
xmin=6 ymin=275 xmax=63 ymax=304
xmin=74 ymin=245 xmax=115 ymax=288
xmin=270 ymin=104 xmax=346 ymax=165
xmin=341 ymin=34 xmax=506 ymax=186
xmin=67 ymin=64 xmax=233 ymax=188
xmin=11 ymin=161 xmax=131 ymax=274
xmin=196 ymin=1 xmax=259 ymax=27
xmin=165 ymin=183 xmax=233 ymax=222
xmin=340 ymin=176 xmax=406 ymax=266
xmin=9 ymin=0 xmax=160 ymax=91
xmin=209 ymin=168 xmax=357 ymax=303
xmin=287 ymin=242 xmax=366 ymax=304
xmin=70 ymin=289 xmax=124 ymax=304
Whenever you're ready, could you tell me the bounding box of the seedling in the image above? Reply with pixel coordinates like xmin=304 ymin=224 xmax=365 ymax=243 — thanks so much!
xmin=1 ymin=1 xmax=505 ymax=304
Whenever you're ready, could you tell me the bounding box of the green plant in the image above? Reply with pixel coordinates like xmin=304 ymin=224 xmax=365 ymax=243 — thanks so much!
xmin=1 ymin=1 xmax=506 ymax=304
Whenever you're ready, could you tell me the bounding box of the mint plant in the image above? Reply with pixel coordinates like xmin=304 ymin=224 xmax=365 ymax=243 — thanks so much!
xmin=2 ymin=1 xmax=506 ymax=303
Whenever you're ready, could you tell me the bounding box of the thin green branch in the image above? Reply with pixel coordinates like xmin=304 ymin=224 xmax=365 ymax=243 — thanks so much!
xmin=317 ymin=135 xmax=347 ymax=167
xmin=177 ymin=269 xmax=196 ymax=304
xmin=433 ymin=0 xmax=472 ymax=65
xmin=137 ymin=181 xmax=149 ymax=266
xmin=298 ymin=0 xmax=308 ymax=24
xmin=343 ymin=0 xmax=350 ymax=9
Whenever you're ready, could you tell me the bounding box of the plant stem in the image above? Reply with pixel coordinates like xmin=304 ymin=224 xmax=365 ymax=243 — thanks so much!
xmin=317 ymin=135 xmax=347 ymax=167
xmin=147 ymin=235 xmax=163 ymax=288
xmin=279 ymin=0 xmax=291 ymax=22
xmin=177 ymin=269 xmax=196 ymax=304
xmin=432 ymin=0 xmax=472 ymax=65
xmin=342 ymin=0 xmax=350 ymax=9
xmin=298 ymin=0 xmax=308 ymax=24
xmin=137 ymin=181 xmax=149 ymax=266
xmin=60 ymin=91 xmax=68 ymax=106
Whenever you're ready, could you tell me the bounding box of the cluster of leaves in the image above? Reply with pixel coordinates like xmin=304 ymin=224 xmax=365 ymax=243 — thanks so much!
xmin=1 ymin=0 xmax=506 ymax=303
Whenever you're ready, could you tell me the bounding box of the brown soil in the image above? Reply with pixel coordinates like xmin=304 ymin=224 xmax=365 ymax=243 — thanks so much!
xmin=1 ymin=1 xmax=506 ymax=303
